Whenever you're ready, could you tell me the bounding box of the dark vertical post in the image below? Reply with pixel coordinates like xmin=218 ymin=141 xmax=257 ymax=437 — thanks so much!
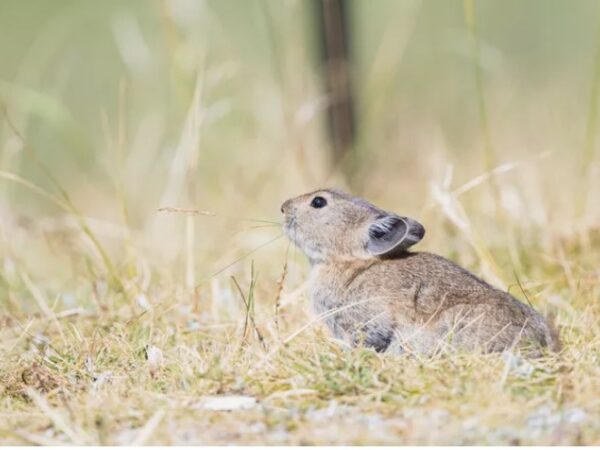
xmin=316 ymin=0 xmax=355 ymax=176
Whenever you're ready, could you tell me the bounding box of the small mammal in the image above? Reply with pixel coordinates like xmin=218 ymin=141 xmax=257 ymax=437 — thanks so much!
xmin=281 ymin=189 xmax=559 ymax=355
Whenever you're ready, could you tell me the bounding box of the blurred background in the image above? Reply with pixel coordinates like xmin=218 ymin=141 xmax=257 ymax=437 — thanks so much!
xmin=1 ymin=0 xmax=599 ymax=316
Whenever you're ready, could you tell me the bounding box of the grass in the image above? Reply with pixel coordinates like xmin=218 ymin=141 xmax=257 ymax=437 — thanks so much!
xmin=1 ymin=0 xmax=600 ymax=445
xmin=0 ymin=147 xmax=598 ymax=445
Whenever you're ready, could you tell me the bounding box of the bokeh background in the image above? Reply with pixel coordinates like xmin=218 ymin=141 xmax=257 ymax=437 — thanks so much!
xmin=2 ymin=0 xmax=599 ymax=298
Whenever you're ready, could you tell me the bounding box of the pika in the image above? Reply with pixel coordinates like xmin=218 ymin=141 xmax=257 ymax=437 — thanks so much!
xmin=281 ymin=189 xmax=560 ymax=355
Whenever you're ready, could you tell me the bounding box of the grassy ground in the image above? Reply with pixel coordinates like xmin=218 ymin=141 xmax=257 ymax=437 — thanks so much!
xmin=0 ymin=231 xmax=599 ymax=445
xmin=1 ymin=0 xmax=600 ymax=445
xmin=0 ymin=143 xmax=599 ymax=444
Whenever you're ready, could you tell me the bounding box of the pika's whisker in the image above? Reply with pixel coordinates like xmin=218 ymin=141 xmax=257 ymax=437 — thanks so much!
xmin=227 ymin=224 xmax=283 ymax=240
xmin=246 ymin=224 xmax=282 ymax=229
xmin=238 ymin=218 xmax=281 ymax=225
xmin=157 ymin=206 xmax=281 ymax=225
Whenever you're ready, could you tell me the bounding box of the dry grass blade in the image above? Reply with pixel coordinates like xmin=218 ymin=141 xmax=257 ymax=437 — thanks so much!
xmin=0 ymin=170 xmax=70 ymax=211
xmin=7 ymin=430 xmax=71 ymax=446
xmin=130 ymin=409 xmax=166 ymax=446
xmin=157 ymin=206 xmax=217 ymax=216
xmin=1 ymin=107 xmax=123 ymax=291
xmin=24 ymin=388 xmax=89 ymax=445
xmin=20 ymin=272 xmax=66 ymax=343
xmin=231 ymin=268 xmax=267 ymax=351
xmin=273 ymin=242 xmax=291 ymax=338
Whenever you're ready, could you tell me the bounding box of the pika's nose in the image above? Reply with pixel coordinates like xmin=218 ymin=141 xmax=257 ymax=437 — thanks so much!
xmin=280 ymin=199 xmax=292 ymax=214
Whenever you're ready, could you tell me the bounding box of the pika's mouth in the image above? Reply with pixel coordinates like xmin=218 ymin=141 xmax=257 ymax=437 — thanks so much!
xmin=282 ymin=215 xmax=297 ymax=239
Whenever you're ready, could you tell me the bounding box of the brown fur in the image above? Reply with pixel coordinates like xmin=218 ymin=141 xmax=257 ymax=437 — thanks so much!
xmin=281 ymin=189 xmax=560 ymax=355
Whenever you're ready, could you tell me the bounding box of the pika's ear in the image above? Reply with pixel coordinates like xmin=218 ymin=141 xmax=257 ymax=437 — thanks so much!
xmin=366 ymin=215 xmax=425 ymax=257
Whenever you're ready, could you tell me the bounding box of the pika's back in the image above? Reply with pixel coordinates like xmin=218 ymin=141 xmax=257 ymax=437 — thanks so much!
xmin=311 ymin=251 xmax=559 ymax=354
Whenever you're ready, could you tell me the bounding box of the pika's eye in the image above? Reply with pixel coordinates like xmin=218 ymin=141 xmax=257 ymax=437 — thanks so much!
xmin=310 ymin=196 xmax=327 ymax=208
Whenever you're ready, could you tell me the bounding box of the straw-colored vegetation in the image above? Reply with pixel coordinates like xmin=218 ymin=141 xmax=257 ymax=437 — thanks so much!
xmin=1 ymin=0 xmax=599 ymax=445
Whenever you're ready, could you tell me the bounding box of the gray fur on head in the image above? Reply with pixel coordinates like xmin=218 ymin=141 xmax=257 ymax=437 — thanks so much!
xmin=281 ymin=188 xmax=425 ymax=264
